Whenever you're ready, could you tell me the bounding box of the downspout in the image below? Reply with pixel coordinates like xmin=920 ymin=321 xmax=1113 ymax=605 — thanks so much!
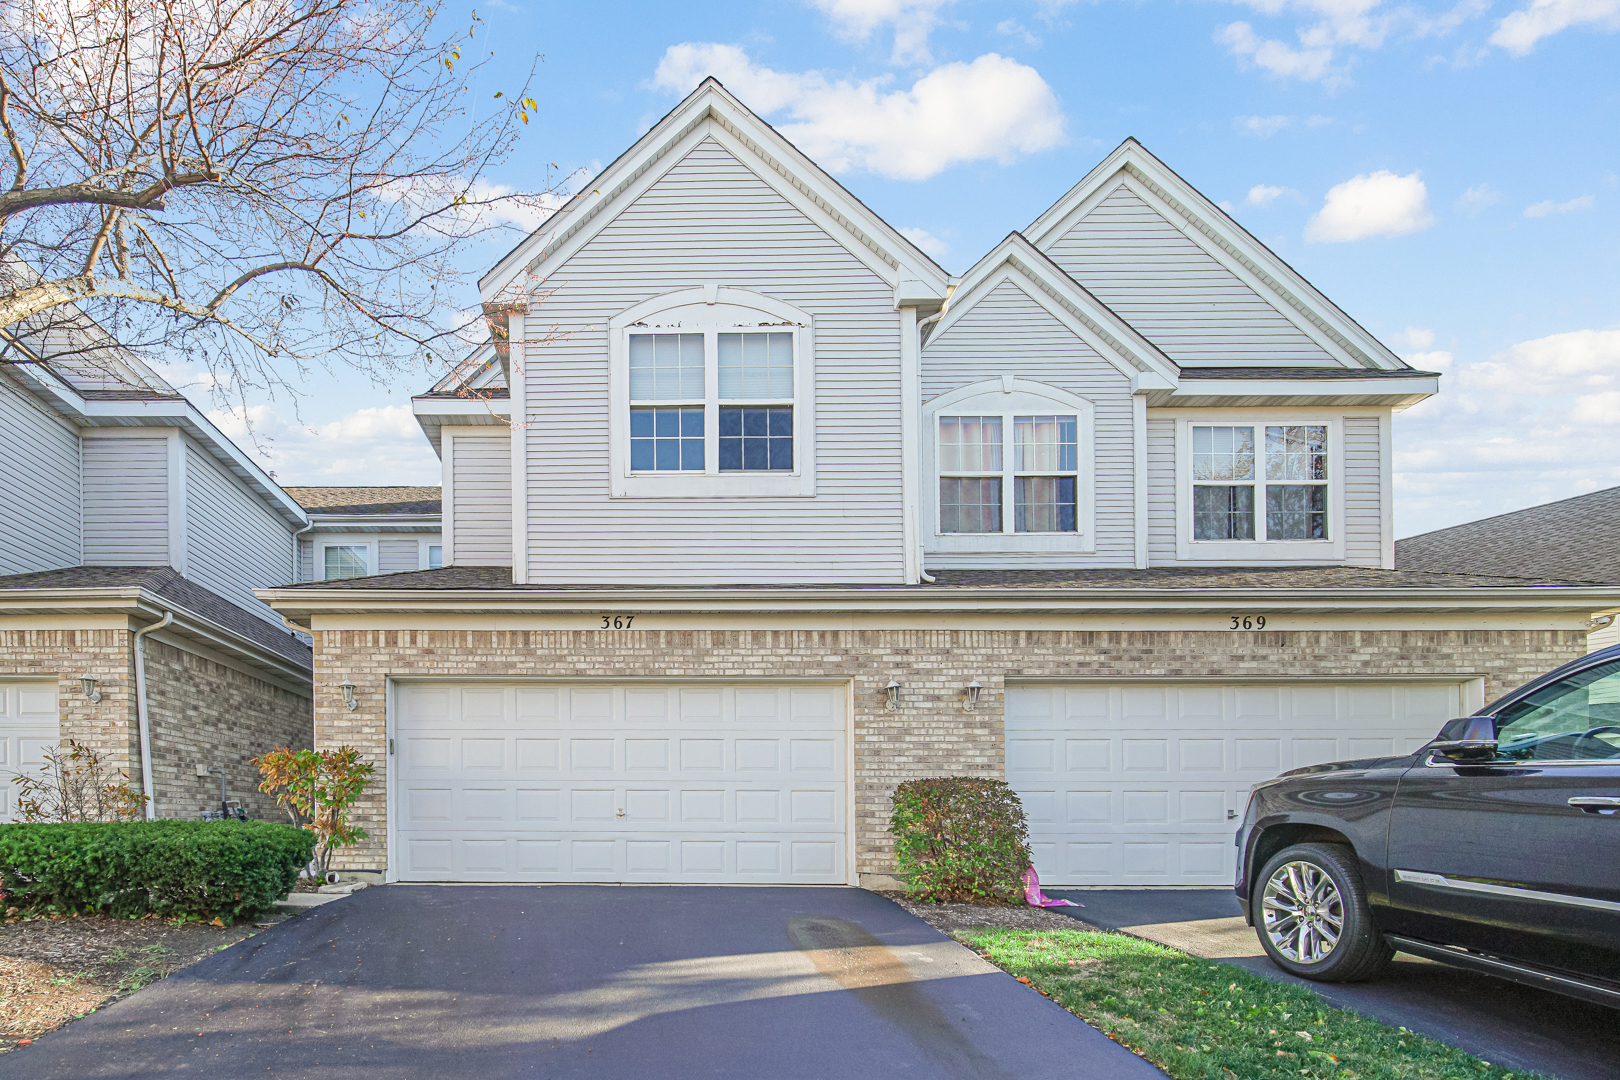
xmin=133 ymin=612 xmax=174 ymax=821
xmin=292 ymin=520 xmax=315 ymax=583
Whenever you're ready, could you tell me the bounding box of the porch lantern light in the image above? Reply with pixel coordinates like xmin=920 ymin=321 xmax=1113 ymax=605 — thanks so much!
xmin=884 ymin=680 xmax=901 ymax=712
xmin=339 ymin=678 xmax=359 ymax=712
xmin=963 ymin=680 xmax=982 ymax=711
xmin=78 ymin=674 xmax=101 ymax=704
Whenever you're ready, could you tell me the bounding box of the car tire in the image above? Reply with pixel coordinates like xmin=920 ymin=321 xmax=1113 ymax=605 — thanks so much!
xmin=1253 ymin=842 xmax=1394 ymax=982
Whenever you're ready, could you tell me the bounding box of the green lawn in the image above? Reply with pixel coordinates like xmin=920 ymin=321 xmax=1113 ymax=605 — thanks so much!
xmin=956 ymin=927 xmax=1547 ymax=1080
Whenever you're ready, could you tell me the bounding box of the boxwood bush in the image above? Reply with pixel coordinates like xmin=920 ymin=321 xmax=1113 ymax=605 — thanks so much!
xmin=890 ymin=777 xmax=1032 ymax=903
xmin=0 ymin=820 xmax=315 ymax=922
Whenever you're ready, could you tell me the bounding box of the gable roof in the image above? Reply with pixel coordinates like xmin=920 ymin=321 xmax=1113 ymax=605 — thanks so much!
xmin=285 ymin=487 xmax=442 ymax=516
xmin=1024 ymin=139 xmax=1409 ymax=371
xmin=1396 ymin=485 xmax=1620 ymax=582
xmin=927 ymin=231 xmax=1178 ymax=388
xmin=477 ymin=78 xmax=952 ymax=307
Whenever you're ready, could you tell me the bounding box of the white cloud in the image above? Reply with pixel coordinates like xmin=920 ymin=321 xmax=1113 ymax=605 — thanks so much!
xmin=651 ymin=45 xmax=1066 ymax=181
xmin=1305 ymin=114 xmax=1335 ymax=126
xmin=1217 ymin=22 xmax=1340 ymax=85
xmin=1394 ymin=326 xmax=1436 ymax=349
xmin=1491 ymin=0 xmax=1620 ymax=54
xmin=209 ymin=403 xmax=443 ymax=486
xmin=1305 ymin=170 xmax=1435 ymax=242
xmin=1234 ymin=114 xmax=1293 ymax=136
xmin=1246 ymin=183 xmax=1299 ymax=206
xmin=1455 ymin=183 xmax=1502 ymax=216
xmin=996 ymin=18 xmax=1041 ymax=46
xmin=899 ymin=226 xmax=950 ymax=259
xmin=1524 ymin=194 xmax=1595 ymax=218
xmin=1394 ymin=328 xmax=1620 ymax=536
xmin=809 ymin=0 xmax=957 ymax=64
xmin=1217 ymin=0 xmax=1490 ymax=86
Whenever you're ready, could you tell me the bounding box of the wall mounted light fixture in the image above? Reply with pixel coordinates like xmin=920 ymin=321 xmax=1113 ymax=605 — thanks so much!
xmin=884 ymin=679 xmax=901 ymax=712
xmin=963 ymin=679 xmax=982 ymax=711
xmin=339 ymin=678 xmax=358 ymax=712
xmin=78 ymin=674 xmax=101 ymax=704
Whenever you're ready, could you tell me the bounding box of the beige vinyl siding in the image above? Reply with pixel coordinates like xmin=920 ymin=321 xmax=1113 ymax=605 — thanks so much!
xmin=516 ymin=135 xmax=904 ymax=584
xmin=922 ymin=279 xmax=1135 ymax=568
xmin=0 ymin=374 xmax=81 ymax=574
xmin=1590 ymin=621 xmax=1619 ymax=653
xmin=1045 ymin=184 xmax=1335 ymax=366
xmin=1342 ymin=415 xmax=1383 ymax=566
xmin=378 ymin=537 xmax=423 ymax=574
xmin=451 ymin=432 xmax=512 ymax=566
xmin=183 ymin=442 xmax=295 ymax=621
xmin=1145 ymin=416 xmax=1177 ymax=564
xmin=81 ymin=436 xmax=169 ymax=565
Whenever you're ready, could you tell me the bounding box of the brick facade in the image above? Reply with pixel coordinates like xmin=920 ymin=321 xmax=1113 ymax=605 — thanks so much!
xmin=1 ymin=628 xmax=311 ymax=819
xmin=312 ymin=626 xmax=1587 ymax=878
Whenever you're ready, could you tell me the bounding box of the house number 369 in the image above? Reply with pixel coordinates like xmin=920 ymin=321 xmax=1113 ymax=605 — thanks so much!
xmin=600 ymin=615 xmax=636 ymax=629
xmin=1228 ymin=615 xmax=1267 ymax=630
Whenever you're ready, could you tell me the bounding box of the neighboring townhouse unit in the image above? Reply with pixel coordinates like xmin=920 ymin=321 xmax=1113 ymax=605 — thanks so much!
xmin=1397 ymin=485 xmax=1620 ymax=651
xmin=261 ymin=80 xmax=1620 ymax=889
xmin=284 ymin=487 xmax=443 ymax=582
xmin=0 ymin=334 xmax=313 ymax=821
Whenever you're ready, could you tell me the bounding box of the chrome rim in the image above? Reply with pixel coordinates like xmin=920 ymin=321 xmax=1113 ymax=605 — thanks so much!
xmin=1262 ymin=860 xmax=1344 ymax=964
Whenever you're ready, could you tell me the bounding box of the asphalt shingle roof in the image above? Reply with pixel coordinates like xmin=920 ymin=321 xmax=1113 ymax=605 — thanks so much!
xmin=0 ymin=566 xmax=312 ymax=668
xmin=284 ymin=486 xmax=442 ymax=516
xmin=1396 ymin=485 xmax=1620 ymax=583
xmin=268 ymin=564 xmax=1614 ymax=592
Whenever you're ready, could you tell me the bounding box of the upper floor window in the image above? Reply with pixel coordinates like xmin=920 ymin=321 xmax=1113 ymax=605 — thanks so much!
xmin=422 ymin=543 xmax=444 ymax=570
xmin=322 ymin=544 xmax=370 ymax=580
xmin=1192 ymin=424 xmax=1327 ymax=541
xmin=610 ymin=288 xmax=816 ymax=498
xmin=924 ymin=379 xmax=1096 ymax=554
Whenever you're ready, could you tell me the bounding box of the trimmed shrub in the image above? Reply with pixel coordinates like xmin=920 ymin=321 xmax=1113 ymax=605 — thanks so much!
xmin=0 ymin=820 xmax=316 ymax=922
xmin=890 ymin=777 xmax=1032 ymax=903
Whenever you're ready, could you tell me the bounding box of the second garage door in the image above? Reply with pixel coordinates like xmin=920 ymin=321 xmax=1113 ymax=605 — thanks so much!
xmin=393 ymin=682 xmax=847 ymax=883
xmin=1006 ymin=680 xmax=1468 ymax=886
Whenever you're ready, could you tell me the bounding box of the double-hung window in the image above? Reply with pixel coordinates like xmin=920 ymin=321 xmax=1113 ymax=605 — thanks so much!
xmin=321 ymin=544 xmax=370 ymax=580
xmin=930 ymin=381 xmax=1093 ymax=551
xmin=611 ymin=288 xmax=814 ymax=498
xmin=1191 ymin=423 xmax=1330 ymax=542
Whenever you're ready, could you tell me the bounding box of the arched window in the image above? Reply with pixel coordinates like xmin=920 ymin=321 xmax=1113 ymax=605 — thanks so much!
xmin=923 ymin=378 xmax=1096 ymax=553
xmin=608 ymin=287 xmax=816 ymax=498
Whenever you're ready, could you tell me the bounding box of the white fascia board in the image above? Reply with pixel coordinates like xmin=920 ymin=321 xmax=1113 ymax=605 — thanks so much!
xmin=477 ymin=81 xmax=951 ymax=304
xmin=74 ymin=398 xmax=308 ymax=527
xmin=1159 ymin=376 xmax=1439 ymax=407
xmin=306 ymin=515 xmax=441 ymax=532
xmin=257 ymin=585 xmax=1620 ymax=620
xmin=1023 ymin=139 xmax=1407 ymax=372
xmin=931 ymin=234 xmax=1181 ymax=388
xmin=412 ymin=395 xmax=512 ymax=456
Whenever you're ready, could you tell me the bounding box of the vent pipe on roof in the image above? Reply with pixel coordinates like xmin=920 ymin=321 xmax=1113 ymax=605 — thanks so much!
xmin=133 ymin=612 xmax=174 ymax=821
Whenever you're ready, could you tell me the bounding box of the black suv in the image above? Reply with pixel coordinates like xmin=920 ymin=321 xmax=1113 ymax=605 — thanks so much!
xmin=1235 ymin=644 xmax=1620 ymax=1006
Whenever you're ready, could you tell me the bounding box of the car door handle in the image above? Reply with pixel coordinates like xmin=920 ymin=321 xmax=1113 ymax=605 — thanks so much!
xmin=1568 ymin=797 xmax=1620 ymax=815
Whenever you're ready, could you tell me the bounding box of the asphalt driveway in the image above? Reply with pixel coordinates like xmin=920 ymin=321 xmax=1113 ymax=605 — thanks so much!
xmin=1050 ymin=888 xmax=1620 ymax=1080
xmin=0 ymin=885 xmax=1165 ymax=1080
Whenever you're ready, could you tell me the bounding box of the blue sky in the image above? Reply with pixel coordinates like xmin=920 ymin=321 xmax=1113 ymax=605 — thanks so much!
xmin=187 ymin=0 xmax=1620 ymax=539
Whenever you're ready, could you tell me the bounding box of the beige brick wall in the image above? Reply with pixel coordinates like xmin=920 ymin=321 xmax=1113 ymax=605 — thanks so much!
xmin=1 ymin=629 xmax=311 ymax=819
xmin=312 ymin=627 xmax=1586 ymax=876
xmin=142 ymin=639 xmax=313 ymax=821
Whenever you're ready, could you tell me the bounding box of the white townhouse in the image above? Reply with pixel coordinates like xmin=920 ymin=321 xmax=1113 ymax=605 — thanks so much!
xmin=261 ymin=80 xmax=1620 ymax=890
xmin=0 ymin=328 xmax=313 ymax=820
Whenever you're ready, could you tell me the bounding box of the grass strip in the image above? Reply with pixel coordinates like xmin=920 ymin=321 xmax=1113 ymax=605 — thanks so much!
xmin=956 ymin=927 xmax=1547 ymax=1080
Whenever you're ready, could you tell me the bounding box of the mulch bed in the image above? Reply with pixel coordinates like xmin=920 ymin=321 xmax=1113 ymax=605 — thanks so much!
xmin=874 ymin=890 xmax=1093 ymax=933
xmin=0 ymin=910 xmax=294 ymax=1052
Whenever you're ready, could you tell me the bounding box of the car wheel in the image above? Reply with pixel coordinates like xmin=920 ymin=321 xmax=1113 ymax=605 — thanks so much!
xmin=1253 ymin=842 xmax=1393 ymax=982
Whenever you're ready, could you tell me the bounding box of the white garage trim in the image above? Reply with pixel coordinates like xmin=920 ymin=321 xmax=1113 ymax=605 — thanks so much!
xmin=385 ymin=679 xmax=851 ymax=884
xmin=1006 ymin=677 xmax=1475 ymax=887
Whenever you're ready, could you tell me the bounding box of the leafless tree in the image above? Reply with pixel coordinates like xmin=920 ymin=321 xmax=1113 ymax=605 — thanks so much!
xmin=0 ymin=0 xmax=561 ymax=402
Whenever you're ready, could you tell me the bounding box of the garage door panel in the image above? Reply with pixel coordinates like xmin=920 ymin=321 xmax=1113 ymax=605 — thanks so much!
xmin=394 ymin=683 xmax=847 ymax=883
xmin=1008 ymin=681 xmax=1464 ymax=886
xmin=0 ymin=684 xmax=61 ymax=824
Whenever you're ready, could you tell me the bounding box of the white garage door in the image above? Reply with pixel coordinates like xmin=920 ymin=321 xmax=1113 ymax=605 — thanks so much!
xmin=0 ymin=682 xmax=60 ymax=823
xmin=394 ymin=682 xmax=847 ymax=883
xmin=1006 ymin=680 xmax=1466 ymax=887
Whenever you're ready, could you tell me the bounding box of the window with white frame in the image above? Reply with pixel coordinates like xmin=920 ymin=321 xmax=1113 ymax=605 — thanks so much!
xmin=322 ymin=544 xmax=370 ymax=580
xmin=610 ymin=288 xmax=815 ymax=499
xmin=925 ymin=380 xmax=1095 ymax=552
xmin=1191 ymin=423 xmax=1328 ymax=542
xmin=423 ymin=543 xmax=443 ymax=570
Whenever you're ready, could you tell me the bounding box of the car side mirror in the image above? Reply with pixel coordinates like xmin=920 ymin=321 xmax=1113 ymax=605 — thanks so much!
xmin=1429 ymin=715 xmax=1498 ymax=764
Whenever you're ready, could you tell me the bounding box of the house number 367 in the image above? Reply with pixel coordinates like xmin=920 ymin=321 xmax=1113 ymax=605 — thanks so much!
xmin=600 ymin=615 xmax=636 ymax=629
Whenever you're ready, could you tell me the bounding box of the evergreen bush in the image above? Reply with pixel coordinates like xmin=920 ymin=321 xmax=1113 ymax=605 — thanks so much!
xmin=889 ymin=777 xmax=1032 ymax=903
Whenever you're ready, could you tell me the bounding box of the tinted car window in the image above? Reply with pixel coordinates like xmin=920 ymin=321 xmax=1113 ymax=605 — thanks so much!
xmin=1494 ymin=658 xmax=1620 ymax=762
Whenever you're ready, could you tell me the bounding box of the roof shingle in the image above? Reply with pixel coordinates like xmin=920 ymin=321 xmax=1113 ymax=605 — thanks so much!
xmin=283 ymin=486 xmax=441 ymax=516
xmin=1396 ymin=485 xmax=1620 ymax=583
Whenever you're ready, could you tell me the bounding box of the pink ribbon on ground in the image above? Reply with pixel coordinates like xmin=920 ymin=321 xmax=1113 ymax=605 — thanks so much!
xmin=1023 ymin=865 xmax=1081 ymax=908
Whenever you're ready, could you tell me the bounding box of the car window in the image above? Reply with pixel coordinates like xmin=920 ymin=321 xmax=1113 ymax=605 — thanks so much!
xmin=1494 ymin=658 xmax=1620 ymax=762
